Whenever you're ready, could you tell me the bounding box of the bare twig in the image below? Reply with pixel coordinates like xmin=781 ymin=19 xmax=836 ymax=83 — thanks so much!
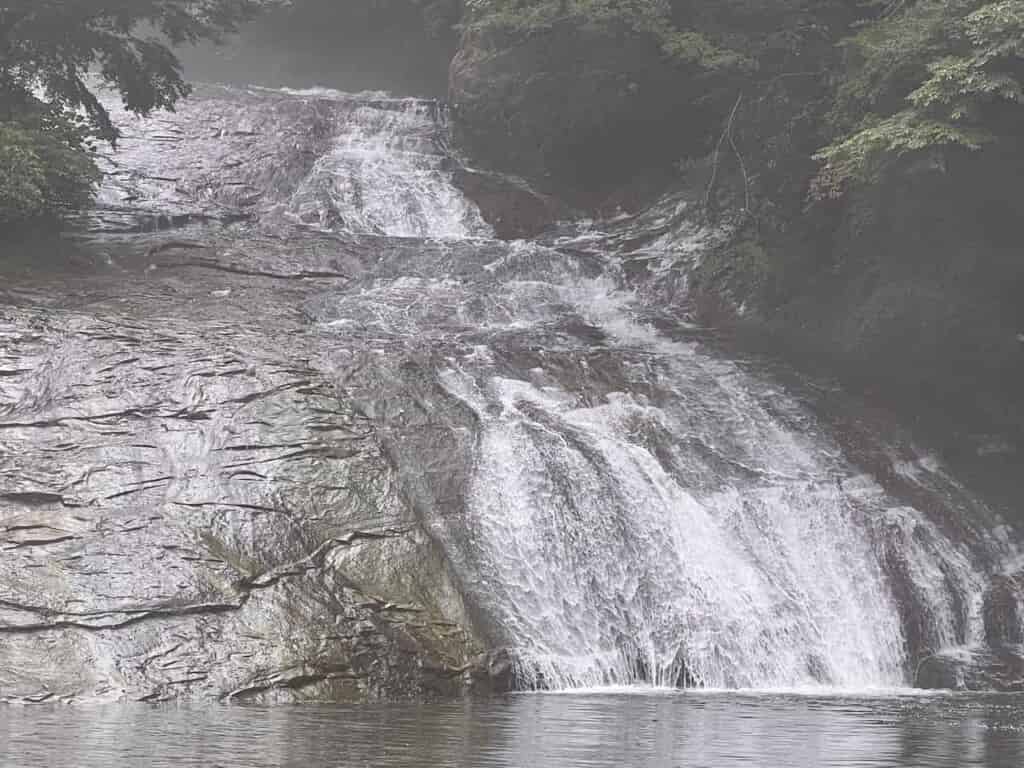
xmin=704 ymin=92 xmax=745 ymax=220
xmin=727 ymin=109 xmax=751 ymax=215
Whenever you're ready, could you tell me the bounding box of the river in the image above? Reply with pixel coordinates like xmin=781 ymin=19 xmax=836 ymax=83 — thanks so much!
xmin=2 ymin=692 xmax=1024 ymax=766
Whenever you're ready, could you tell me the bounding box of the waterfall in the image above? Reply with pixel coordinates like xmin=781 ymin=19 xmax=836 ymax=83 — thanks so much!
xmin=87 ymin=84 xmax=1021 ymax=693
xmin=91 ymin=84 xmax=491 ymax=238
xmin=277 ymin=90 xmax=1014 ymax=690
xmin=432 ymin=274 xmax=1002 ymax=690
xmin=283 ymin=94 xmax=491 ymax=238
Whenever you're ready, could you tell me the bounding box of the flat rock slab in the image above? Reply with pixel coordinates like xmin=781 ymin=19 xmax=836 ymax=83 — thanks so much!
xmin=0 ymin=231 xmax=486 ymax=704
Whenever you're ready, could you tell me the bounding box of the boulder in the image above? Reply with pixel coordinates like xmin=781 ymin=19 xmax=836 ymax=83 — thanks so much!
xmin=452 ymin=168 xmax=568 ymax=239
xmin=916 ymin=646 xmax=1024 ymax=692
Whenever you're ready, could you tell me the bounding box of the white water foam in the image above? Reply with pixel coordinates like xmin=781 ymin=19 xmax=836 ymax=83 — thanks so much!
xmin=287 ymin=99 xmax=491 ymax=238
xmin=439 ymin=277 xmax=994 ymax=692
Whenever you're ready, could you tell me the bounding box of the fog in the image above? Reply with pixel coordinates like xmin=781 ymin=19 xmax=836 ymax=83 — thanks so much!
xmin=182 ymin=5 xmax=452 ymax=96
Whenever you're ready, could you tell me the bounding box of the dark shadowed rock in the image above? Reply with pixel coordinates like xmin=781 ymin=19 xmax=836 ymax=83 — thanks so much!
xmin=449 ymin=24 xmax=701 ymax=200
xmin=452 ymin=168 xmax=568 ymax=239
xmin=984 ymin=571 xmax=1024 ymax=646
xmin=916 ymin=646 xmax=1024 ymax=692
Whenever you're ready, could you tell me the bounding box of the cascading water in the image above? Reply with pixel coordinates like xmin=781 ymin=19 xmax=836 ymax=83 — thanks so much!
xmin=432 ymin=273 xmax=996 ymax=690
xmin=89 ymin=83 xmax=1023 ymax=693
xmin=281 ymin=90 xmax=491 ymax=238
xmin=91 ymin=84 xmax=491 ymax=238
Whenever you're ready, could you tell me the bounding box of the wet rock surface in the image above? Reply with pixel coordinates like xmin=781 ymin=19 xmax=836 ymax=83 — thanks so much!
xmin=0 ymin=85 xmax=508 ymax=703
xmin=916 ymin=646 xmax=1024 ymax=692
xmin=0 ymin=232 xmax=493 ymax=703
xmin=985 ymin=571 xmax=1024 ymax=646
xmin=3 ymin=83 xmax=1024 ymax=701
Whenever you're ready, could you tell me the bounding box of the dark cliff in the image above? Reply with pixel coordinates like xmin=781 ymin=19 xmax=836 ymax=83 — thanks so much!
xmin=442 ymin=2 xmax=1024 ymax=451
xmin=449 ymin=22 xmax=704 ymax=202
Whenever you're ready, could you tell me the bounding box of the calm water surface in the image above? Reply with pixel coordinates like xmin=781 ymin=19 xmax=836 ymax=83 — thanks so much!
xmin=2 ymin=691 xmax=1024 ymax=767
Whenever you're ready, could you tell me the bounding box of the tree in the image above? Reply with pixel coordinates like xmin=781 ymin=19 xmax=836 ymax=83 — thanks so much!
xmin=0 ymin=1 xmax=270 ymax=224
xmin=462 ymin=0 xmax=750 ymax=70
xmin=814 ymin=0 xmax=1024 ymax=195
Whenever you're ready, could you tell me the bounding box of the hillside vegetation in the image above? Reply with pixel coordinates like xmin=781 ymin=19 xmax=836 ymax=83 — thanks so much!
xmin=6 ymin=1 xmax=1023 ymax=225
xmin=0 ymin=0 xmax=263 ymax=225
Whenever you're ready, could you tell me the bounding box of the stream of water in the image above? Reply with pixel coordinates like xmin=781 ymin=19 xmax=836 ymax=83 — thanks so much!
xmin=2 ymin=83 xmax=1023 ymax=762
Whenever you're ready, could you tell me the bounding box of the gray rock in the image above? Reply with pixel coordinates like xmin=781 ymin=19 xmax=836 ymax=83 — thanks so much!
xmin=916 ymin=646 xmax=1024 ymax=692
xmin=984 ymin=571 xmax=1024 ymax=646
xmin=0 ymin=232 xmax=498 ymax=704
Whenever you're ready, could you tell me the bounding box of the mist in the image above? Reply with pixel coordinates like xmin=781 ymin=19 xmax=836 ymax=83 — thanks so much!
xmin=2 ymin=2 xmax=1024 ymax=766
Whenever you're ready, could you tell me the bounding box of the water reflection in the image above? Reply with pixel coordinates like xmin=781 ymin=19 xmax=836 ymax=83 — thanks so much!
xmin=2 ymin=692 xmax=1023 ymax=767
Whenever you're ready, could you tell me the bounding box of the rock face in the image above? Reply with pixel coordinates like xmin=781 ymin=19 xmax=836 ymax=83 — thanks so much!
xmin=916 ymin=647 xmax=1024 ymax=692
xmin=0 ymin=235 xmax=489 ymax=704
xmin=452 ymin=167 xmax=568 ymax=239
xmin=0 ymin=85 xmax=508 ymax=704
xmin=682 ymin=150 xmax=1024 ymax=451
xmin=449 ymin=23 xmax=699 ymax=199
xmin=904 ymin=569 xmax=1024 ymax=691
xmin=984 ymin=571 xmax=1024 ymax=646
xmin=4 ymin=80 xmax=1024 ymax=703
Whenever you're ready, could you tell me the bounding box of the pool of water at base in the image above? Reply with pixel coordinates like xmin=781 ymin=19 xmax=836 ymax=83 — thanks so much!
xmin=2 ymin=690 xmax=1023 ymax=767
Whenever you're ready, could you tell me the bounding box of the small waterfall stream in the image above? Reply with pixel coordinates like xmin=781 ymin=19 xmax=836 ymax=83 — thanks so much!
xmin=78 ymin=84 xmax=1024 ymax=692
xmin=281 ymin=91 xmax=491 ymax=237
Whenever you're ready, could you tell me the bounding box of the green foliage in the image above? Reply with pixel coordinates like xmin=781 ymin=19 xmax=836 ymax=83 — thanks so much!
xmin=965 ymin=0 xmax=1024 ymax=60
xmin=812 ymin=110 xmax=992 ymax=196
xmin=1 ymin=1 xmax=268 ymax=144
xmin=463 ymin=0 xmax=750 ymax=70
xmin=909 ymin=56 xmax=1022 ymax=118
xmin=463 ymin=0 xmax=873 ymax=75
xmin=0 ymin=1 xmax=271 ymax=226
xmin=0 ymin=125 xmax=46 ymax=222
xmin=660 ymin=29 xmax=751 ymax=71
xmin=0 ymin=117 xmax=101 ymax=224
xmin=816 ymin=0 xmax=1024 ymax=194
